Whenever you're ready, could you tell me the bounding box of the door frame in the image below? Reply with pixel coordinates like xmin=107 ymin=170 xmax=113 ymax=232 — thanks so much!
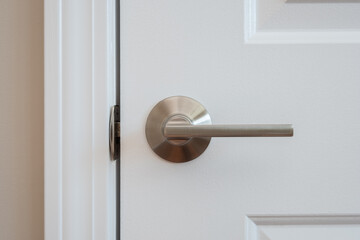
xmin=44 ymin=0 xmax=117 ymax=239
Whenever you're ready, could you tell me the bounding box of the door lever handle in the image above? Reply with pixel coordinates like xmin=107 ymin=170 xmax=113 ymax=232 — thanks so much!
xmin=164 ymin=124 xmax=293 ymax=138
xmin=145 ymin=96 xmax=293 ymax=163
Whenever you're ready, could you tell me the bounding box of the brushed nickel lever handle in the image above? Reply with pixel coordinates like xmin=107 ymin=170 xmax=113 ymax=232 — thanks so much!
xmin=164 ymin=124 xmax=293 ymax=138
xmin=145 ymin=96 xmax=293 ymax=163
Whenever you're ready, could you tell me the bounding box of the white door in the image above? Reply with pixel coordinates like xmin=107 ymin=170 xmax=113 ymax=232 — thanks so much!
xmin=120 ymin=1 xmax=360 ymax=240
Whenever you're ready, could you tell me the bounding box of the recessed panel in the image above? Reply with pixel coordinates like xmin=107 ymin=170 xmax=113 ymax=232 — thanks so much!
xmin=245 ymin=0 xmax=360 ymax=43
xmin=246 ymin=215 xmax=360 ymax=240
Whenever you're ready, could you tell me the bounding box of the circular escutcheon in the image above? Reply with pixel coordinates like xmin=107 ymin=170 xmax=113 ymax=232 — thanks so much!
xmin=145 ymin=96 xmax=212 ymax=163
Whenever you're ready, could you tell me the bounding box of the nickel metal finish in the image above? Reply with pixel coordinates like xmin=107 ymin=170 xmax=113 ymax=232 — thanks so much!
xmin=145 ymin=96 xmax=293 ymax=163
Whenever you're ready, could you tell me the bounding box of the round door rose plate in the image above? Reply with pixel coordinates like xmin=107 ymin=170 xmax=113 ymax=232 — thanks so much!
xmin=145 ymin=96 xmax=212 ymax=163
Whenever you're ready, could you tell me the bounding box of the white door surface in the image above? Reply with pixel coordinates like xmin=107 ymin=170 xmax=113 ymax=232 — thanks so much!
xmin=120 ymin=1 xmax=360 ymax=240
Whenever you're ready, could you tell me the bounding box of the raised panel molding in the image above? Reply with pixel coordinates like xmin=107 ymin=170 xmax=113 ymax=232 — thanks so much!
xmin=244 ymin=0 xmax=360 ymax=43
xmin=246 ymin=215 xmax=360 ymax=240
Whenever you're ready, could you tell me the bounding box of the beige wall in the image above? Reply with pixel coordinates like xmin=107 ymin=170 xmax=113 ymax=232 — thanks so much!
xmin=0 ymin=0 xmax=44 ymax=239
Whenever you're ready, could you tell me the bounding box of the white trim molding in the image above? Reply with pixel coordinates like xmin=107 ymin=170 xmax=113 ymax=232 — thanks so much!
xmin=246 ymin=215 xmax=360 ymax=240
xmin=244 ymin=0 xmax=360 ymax=44
xmin=44 ymin=0 xmax=117 ymax=239
xmin=246 ymin=31 xmax=360 ymax=44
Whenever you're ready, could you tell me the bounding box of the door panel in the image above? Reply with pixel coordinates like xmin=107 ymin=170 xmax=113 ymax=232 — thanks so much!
xmin=121 ymin=1 xmax=360 ymax=239
xmin=246 ymin=215 xmax=360 ymax=240
xmin=245 ymin=0 xmax=360 ymax=43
